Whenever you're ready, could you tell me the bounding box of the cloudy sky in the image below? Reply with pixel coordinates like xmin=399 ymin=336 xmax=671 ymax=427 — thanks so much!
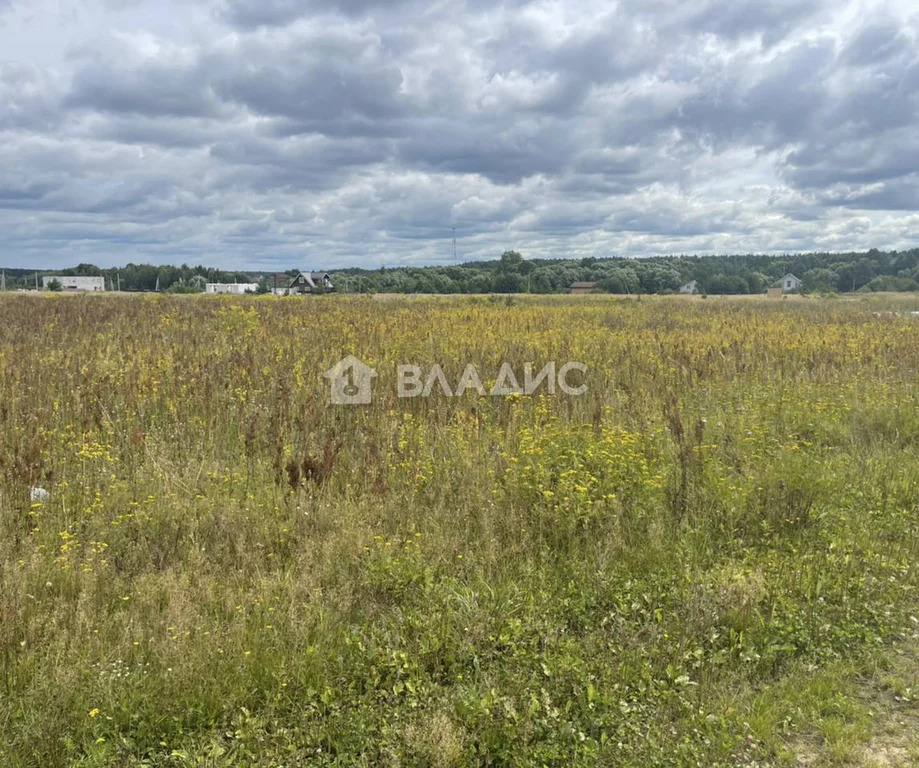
xmin=0 ymin=0 xmax=917 ymax=270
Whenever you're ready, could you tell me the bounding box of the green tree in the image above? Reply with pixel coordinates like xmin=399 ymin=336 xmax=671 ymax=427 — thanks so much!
xmin=803 ymin=268 xmax=838 ymax=293
xmin=705 ymin=274 xmax=750 ymax=295
xmin=747 ymin=272 xmax=770 ymax=293
xmin=494 ymin=272 xmax=525 ymax=293
xmin=499 ymin=250 xmax=523 ymax=272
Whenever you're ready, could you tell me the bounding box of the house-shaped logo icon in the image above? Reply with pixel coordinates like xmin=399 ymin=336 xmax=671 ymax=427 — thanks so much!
xmin=324 ymin=355 xmax=378 ymax=405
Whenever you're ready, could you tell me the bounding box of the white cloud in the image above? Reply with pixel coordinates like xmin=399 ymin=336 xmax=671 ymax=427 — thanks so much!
xmin=0 ymin=0 xmax=917 ymax=268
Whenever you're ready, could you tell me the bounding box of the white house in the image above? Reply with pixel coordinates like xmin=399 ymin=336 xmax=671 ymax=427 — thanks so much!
xmin=679 ymin=280 xmax=698 ymax=295
xmin=205 ymin=283 xmax=259 ymax=295
xmin=775 ymin=273 xmax=803 ymax=292
xmin=42 ymin=276 xmax=106 ymax=292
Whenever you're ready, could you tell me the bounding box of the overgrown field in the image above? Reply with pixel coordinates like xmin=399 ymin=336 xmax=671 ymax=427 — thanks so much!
xmin=4 ymin=293 xmax=919 ymax=766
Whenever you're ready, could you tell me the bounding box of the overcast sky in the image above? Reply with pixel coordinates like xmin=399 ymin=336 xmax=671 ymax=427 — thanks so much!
xmin=0 ymin=0 xmax=917 ymax=270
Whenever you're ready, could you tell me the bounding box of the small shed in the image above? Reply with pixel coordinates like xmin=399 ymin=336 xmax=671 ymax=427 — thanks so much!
xmin=775 ymin=273 xmax=803 ymax=292
xmin=205 ymin=283 xmax=259 ymax=295
xmin=679 ymin=280 xmax=698 ymax=295
xmin=570 ymin=282 xmax=597 ymax=295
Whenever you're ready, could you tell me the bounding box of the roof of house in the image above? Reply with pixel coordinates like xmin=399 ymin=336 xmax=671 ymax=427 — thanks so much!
xmin=776 ymin=273 xmax=801 ymax=283
xmin=262 ymin=271 xmax=333 ymax=291
xmin=571 ymin=282 xmax=597 ymax=288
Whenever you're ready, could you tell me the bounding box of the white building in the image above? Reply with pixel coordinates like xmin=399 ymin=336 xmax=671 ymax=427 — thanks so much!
xmin=205 ymin=283 xmax=259 ymax=295
xmin=679 ymin=280 xmax=698 ymax=295
xmin=775 ymin=273 xmax=803 ymax=292
xmin=42 ymin=276 xmax=106 ymax=292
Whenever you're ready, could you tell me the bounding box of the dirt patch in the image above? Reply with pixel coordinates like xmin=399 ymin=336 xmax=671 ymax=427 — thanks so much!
xmin=786 ymin=638 xmax=919 ymax=766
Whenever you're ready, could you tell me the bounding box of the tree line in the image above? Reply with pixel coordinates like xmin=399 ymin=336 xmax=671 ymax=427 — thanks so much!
xmin=2 ymin=264 xmax=258 ymax=293
xmin=333 ymin=248 xmax=919 ymax=295
xmin=4 ymin=248 xmax=919 ymax=295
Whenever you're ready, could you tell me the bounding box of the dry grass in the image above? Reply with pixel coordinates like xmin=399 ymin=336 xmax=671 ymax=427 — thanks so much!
xmin=2 ymin=292 xmax=919 ymax=766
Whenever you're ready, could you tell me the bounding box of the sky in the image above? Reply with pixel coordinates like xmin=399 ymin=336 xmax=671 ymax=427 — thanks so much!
xmin=0 ymin=0 xmax=917 ymax=270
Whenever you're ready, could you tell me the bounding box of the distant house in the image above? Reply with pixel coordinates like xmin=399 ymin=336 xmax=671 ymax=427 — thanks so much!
xmin=269 ymin=272 xmax=335 ymax=296
xmin=775 ymin=273 xmax=803 ymax=292
xmin=42 ymin=276 xmax=105 ymax=292
xmin=679 ymin=280 xmax=698 ymax=295
xmin=205 ymin=283 xmax=259 ymax=295
xmin=570 ymin=282 xmax=597 ymax=295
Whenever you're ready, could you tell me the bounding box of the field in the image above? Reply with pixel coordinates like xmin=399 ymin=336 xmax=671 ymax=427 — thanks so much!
xmin=4 ymin=293 xmax=919 ymax=766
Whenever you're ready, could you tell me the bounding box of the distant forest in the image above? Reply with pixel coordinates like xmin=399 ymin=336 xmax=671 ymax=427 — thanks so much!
xmin=4 ymin=248 xmax=919 ymax=295
xmin=333 ymin=249 xmax=919 ymax=295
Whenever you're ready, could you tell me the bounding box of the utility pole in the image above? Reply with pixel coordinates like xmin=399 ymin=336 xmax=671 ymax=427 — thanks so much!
xmin=117 ymin=271 xmax=121 ymax=292
xmin=1 ymin=270 xmax=5 ymax=292
xmin=35 ymin=273 xmax=39 ymax=291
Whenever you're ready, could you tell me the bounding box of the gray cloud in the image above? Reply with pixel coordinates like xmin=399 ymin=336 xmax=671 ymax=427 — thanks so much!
xmin=841 ymin=20 xmax=908 ymax=66
xmin=0 ymin=62 xmax=63 ymax=130
xmin=216 ymin=0 xmax=433 ymax=29
xmin=217 ymin=0 xmax=309 ymax=28
xmin=67 ymin=64 xmax=224 ymax=118
xmin=0 ymin=0 xmax=917 ymax=269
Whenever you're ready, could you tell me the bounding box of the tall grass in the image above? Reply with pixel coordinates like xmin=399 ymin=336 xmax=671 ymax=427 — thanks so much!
xmin=2 ymin=293 xmax=919 ymax=765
